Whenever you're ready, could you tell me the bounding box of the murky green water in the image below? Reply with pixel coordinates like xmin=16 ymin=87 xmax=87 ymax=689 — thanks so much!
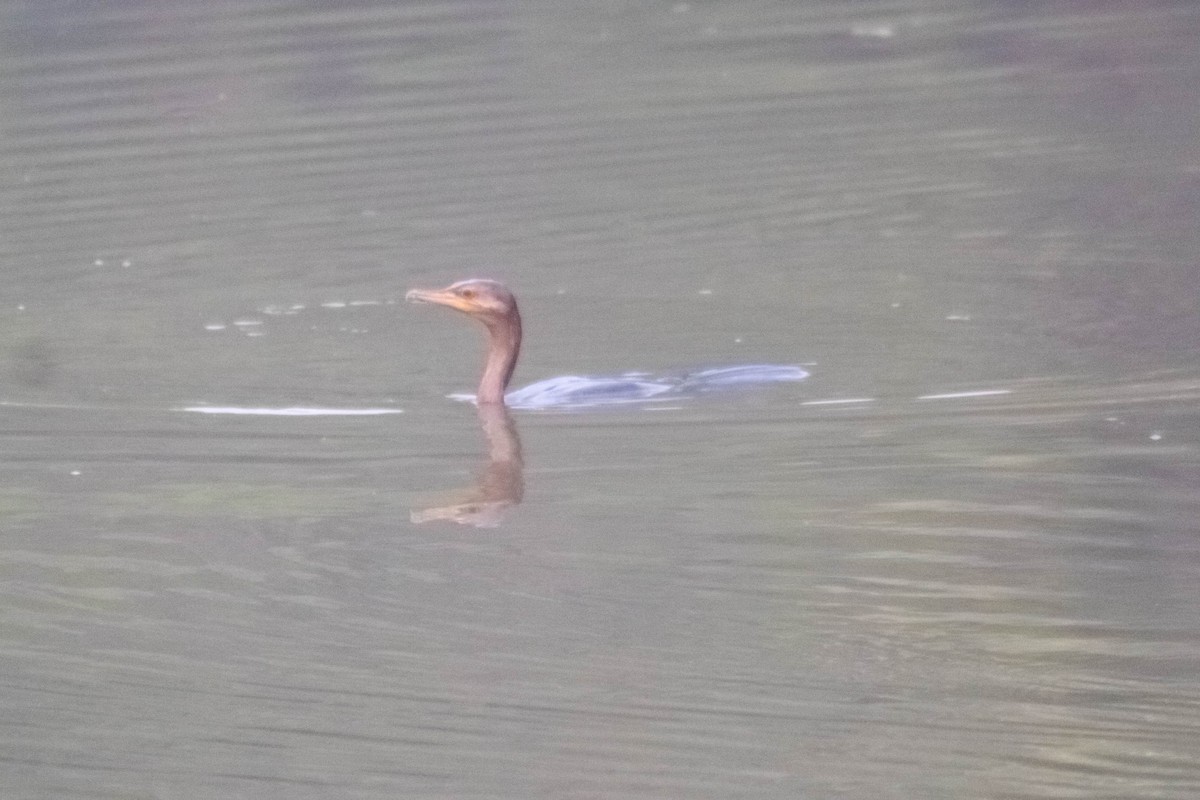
xmin=2 ymin=2 xmax=1199 ymax=797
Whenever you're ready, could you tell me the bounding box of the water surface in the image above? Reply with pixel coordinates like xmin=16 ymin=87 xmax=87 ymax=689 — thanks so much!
xmin=2 ymin=1 xmax=1199 ymax=798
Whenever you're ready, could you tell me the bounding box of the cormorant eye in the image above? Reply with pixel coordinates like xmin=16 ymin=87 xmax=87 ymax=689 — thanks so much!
xmin=459 ymin=288 xmax=476 ymax=299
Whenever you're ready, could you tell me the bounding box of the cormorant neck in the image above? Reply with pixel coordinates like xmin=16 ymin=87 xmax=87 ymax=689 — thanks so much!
xmin=478 ymin=311 xmax=521 ymax=405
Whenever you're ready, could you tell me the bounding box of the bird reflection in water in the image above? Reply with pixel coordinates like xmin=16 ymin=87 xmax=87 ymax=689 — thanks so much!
xmin=405 ymin=279 xmax=808 ymax=411
xmin=409 ymin=403 xmax=524 ymax=528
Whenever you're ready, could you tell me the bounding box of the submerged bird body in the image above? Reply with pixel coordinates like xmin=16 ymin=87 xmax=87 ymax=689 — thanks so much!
xmin=406 ymin=279 xmax=808 ymax=410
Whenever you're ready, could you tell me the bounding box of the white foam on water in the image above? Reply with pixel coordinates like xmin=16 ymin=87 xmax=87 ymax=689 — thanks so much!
xmin=801 ymin=397 xmax=876 ymax=406
xmin=179 ymin=406 xmax=403 ymax=416
xmin=916 ymin=389 xmax=1012 ymax=401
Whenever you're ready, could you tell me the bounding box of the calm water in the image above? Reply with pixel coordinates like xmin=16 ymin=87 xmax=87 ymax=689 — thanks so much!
xmin=3 ymin=1 xmax=1199 ymax=798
